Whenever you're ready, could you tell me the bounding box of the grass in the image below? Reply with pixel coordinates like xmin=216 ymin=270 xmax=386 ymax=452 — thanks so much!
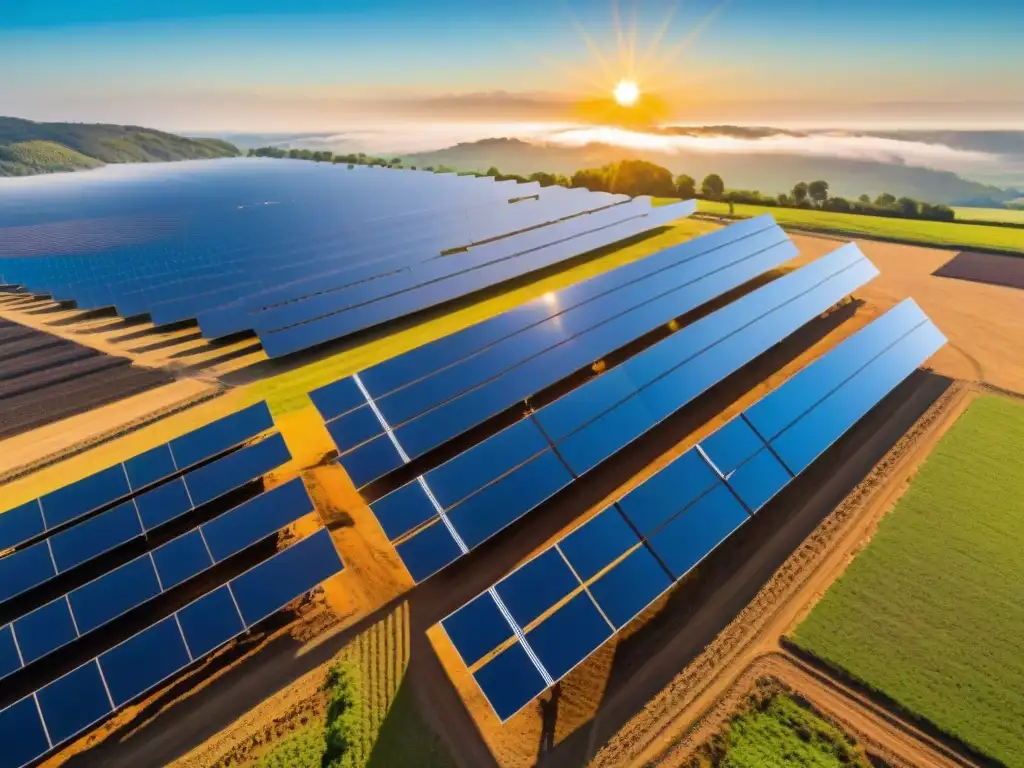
xmin=246 ymin=216 xmax=715 ymax=417
xmin=791 ymin=396 xmax=1024 ymax=766
xmin=245 ymin=605 xmax=454 ymax=768
xmin=954 ymin=206 xmax=1024 ymax=225
xmin=701 ymin=693 xmax=871 ymax=768
xmin=695 ymin=200 xmax=1024 ymax=254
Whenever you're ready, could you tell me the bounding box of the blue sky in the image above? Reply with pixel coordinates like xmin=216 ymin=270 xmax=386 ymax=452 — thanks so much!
xmin=3 ymin=0 xmax=1023 ymax=131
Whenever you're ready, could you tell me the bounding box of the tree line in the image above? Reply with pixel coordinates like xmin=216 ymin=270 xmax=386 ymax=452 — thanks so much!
xmin=246 ymin=148 xmax=956 ymax=223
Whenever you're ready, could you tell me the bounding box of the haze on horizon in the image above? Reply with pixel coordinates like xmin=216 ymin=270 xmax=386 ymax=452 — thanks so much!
xmin=3 ymin=0 xmax=1023 ymax=135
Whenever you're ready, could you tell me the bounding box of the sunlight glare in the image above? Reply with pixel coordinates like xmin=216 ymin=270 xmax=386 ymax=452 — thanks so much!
xmin=613 ymin=80 xmax=640 ymax=107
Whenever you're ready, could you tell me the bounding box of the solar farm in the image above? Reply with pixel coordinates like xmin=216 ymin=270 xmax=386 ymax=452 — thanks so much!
xmin=0 ymin=159 xmax=1021 ymax=768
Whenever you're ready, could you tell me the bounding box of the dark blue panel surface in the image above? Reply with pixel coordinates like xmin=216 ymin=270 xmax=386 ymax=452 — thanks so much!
xmin=99 ymin=616 xmax=192 ymax=707
xmin=36 ymin=661 xmax=112 ymax=744
xmin=588 ymin=546 xmax=673 ymax=629
xmin=0 ymin=625 xmax=20 ymax=681
xmin=13 ymin=598 xmax=78 ymax=665
xmin=202 ymin=477 xmax=313 ymax=562
xmin=40 ymin=464 xmax=130 ymax=529
xmin=136 ymin=477 xmax=193 ymax=530
xmin=472 ymin=642 xmax=548 ymax=722
xmin=123 ymin=445 xmax=178 ymax=491
xmin=441 ymin=592 xmax=514 ymax=668
xmin=185 ymin=432 xmax=290 ymax=507
xmin=0 ymin=541 xmax=57 ymax=604
xmin=495 ymin=549 xmax=580 ymax=628
xmin=70 ymin=556 xmax=162 ymax=634
xmin=178 ymin=586 xmax=245 ymax=659
xmin=617 ymin=449 xmax=720 ymax=536
xmin=151 ymin=531 xmax=214 ymax=590
xmin=647 ymin=483 xmax=749 ymax=580
xmin=699 ymin=417 xmax=766 ymax=475
xmin=170 ymin=402 xmax=274 ymax=470
xmin=369 ymin=481 xmax=438 ymax=541
xmin=0 ymin=500 xmax=45 ymax=551
xmin=559 ymin=507 xmax=639 ymax=581
xmin=395 ymin=521 xmax=463 ymax=583
xmin=336 ymin=432 xmax=405 ymax=489
xmin=309 ymin=376 xmax=365 ymax=422
xmin=423 ymin=418 xmax=550 ymax=509
xmin=447 ymin=450 xmax=572 ymax=550
xmin=745 ymin=298 xmax=928 ymax=441
xmin=0 ymin=697 xmax=50 ymax=768
xmin=230 ymin=528 xmax=343 ymax=627
xmin=526 ymin=592 xmax=612 ymax=680
xmin=726 ymin=450 xmax=791 ymax=512
xmin=49 ymin=501 xmax=142 ymax=573
xmin=326 ymin=405 xmax=387 ymax=454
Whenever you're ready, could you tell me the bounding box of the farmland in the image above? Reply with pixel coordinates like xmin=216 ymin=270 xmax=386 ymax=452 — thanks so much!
xmin=696 ymin=200 xmax=1024 ymax=254
xmin=954 ymin=206 xmax=1024 ymax=224
xmin=689 ymin=688 xmax=872 ymax=768
xmin=792 ymin=395 xmax=1024 ymax=766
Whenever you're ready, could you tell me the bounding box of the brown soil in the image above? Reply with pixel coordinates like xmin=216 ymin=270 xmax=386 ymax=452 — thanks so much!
xmin=932 ymin=249 xmax=1024 ymax=291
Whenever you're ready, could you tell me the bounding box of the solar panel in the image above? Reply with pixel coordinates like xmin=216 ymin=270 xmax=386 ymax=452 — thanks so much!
xmin=315 ymin=217 xmax=796 ymax=487
xmin=0 ymin=527 xmax=343 ymax=768
xmin=0 ymin=402 xmax=274 ymax=553
xmin=370 ymin=244 xmax=879 ymax=582
xmin=440 ymin=298 xmax=946 ymax=720
xmin=260 ymin=200 xmax=695 ymax=358
xmin=0 ymin=432 xmax=291 ymax=607
xmin=0 ymin=479 xmax=314 ymax=679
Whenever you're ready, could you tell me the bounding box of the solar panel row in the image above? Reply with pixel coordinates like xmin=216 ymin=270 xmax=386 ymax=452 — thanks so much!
xmin=0 ymin=528 xmax=343 ymax=768
xmin=362 ymin=242 xmax=879 ymax=582
xmin=440 ymin=299 xmax=947 ymax=720
xmin=0 ymin=478 xmax=314 ymax=681
xmin=0 ymin=430 xmax=290 ymax=605
xmin=0 ymin=402 xmax=273 ymax=553
xmin=260 ymin=200 xmax=694 ymax=358
xmin=312 ymin=215 xmax=793 ymax=487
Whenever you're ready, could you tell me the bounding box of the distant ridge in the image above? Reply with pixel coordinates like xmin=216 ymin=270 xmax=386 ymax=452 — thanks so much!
xmin=0 ymin=116 xmax=240 ymax=177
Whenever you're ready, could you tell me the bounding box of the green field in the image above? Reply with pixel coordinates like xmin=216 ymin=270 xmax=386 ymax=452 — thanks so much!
xmin=696 ymin=200 xmax=1024 ymax=254
xmin=792 ymin=396 xmax=1024 ymax=766
xmin=954 ymin=206 xmax=1024 ymax=225
xmin=693 ymin=690 xmax=871 ymax=768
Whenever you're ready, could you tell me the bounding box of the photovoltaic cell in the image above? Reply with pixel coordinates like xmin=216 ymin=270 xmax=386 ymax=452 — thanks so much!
xmin=0 ymin=697 xmax=51 ymax=768
xmin=40 ymin=465 xmax=130 ymax=530
xmin=557 ymin=506 xmax=639 ymax=581
xmin=134 ymin=477 xmax=193 ymax=530
xmin=177 ymin=586 xmax=244 ymax=659
xmin=0 ymin=625 xmax=20 ymax=680
xmin=150 ymin=531 xmax=213 ymax=590
xmin=36 ymin=661 xmax=112 ymax=744
xmin=0 ymin=501 xmax=45 ymax=552
xmin=441 ymin=593 xmax=514 ymax=669
xmin=99 ymin=616 xmax=192 ymax=707
xmin=185 ymin=432 xmax=291 ymax=507
xmin=472 ymin=642 xmax=548 ymax=723
xmin=169 ymin=401 xmax=274 ymax=470
xmin=123 ymin=445 xmax=178 ymax=491
xmin=201 ymin=477 xmax=313 ymax=562
xmin=12 ymin=599 xmax=78 ymax=667
xmin=439 ymin=299 xmax=946 ymax=721
xmin=494 ymin=549 xmax=579 ymax=628
xmin=0 ymin=540 xmax=57 ymax=604
xmin=48 ymin=501 xmax=142 ymax=573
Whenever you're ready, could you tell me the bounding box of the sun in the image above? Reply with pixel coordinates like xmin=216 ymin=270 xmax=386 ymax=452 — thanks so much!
xmin=613 ymin=79 xmax=640 ymax=107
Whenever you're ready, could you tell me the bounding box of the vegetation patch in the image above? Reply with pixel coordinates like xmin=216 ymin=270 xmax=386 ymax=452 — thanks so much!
xmin=699 ymin=200 xmax=1024 ymax=253
xmin=688 ymin=682 xmax=872 ymax=768
xmin=792 ymin=396 xmax=1024 ymax=766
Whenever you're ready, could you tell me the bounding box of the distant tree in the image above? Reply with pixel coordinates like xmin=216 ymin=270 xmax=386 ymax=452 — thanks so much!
xmin=826 ymin=196 xmax=852 ymax=213
xmin=410 ymin=165 xmax=417 ymax=170
xmin=792 ymin=182 xmax=809 ymax=206
xmin=529 ymin=171 xmax=559 ymax=187
xmin=897 ymin=196 xmax=919 ymax=216
xmin=571 ymin=168 xmax=609 ymax=192
xmin=858 ymin=193 xmax=871 ymax=204
xmin=288 ymin=149 xmax=301 ymax=159
xmin=674 ymin=173 xmax=697 ymax=200
xmin=608 ymin=160 xmax=676 ymax=197
xmin=424 ymin=166 xmax=434 ymax=172
xmin=553 ymin=174 xmax=571 ymax=188
xmin=875 ymin=192 xmax=896 ymax=207
xmin=808 ymin=180 xmax=829 ymax=206
xmin=701 ymin=173 xmax=725 ymax=200
xmin=777 ymin=192 xmax=793 ymax=207
xmin=391 ymin=157 xmax=402 ymax=165
xmin=920 ymin=203 xmax=955 ymax=221
xmin=484 ymin=166 xmax=501 ymax=177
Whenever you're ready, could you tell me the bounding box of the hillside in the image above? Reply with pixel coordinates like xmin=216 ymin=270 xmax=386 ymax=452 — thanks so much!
xmin=0 ymin=117 xmax=240 ymax=176
xmin=407 ymin=137 xmax=1016 ymax=206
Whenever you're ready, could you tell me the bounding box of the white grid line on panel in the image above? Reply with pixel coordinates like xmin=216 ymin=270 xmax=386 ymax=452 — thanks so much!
xmin=486 ymin=587 xmax=553 ymax=686
xmin=148 ymin=552 xmax=165 ymax=592
xmin=65 ymin=595 xmax=82 ymax=638
xmin=9 ymin=625 xmax=25 ymax=667
xmin=554 ymin=543 xmax=616 ymax=633
xmin=173 ymin=613 xmax=194 ymax=662
xmin=95 ymin=659 xmax=116 ymax=710
xmin=32 ymin=693 xmax=53 ymax=748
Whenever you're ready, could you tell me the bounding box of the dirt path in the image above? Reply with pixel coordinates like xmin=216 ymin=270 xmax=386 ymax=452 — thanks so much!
xmin=585 ymin=381 xmax=975 ymax=768
xmin=655 ymin=652 xmax=971 ymax=768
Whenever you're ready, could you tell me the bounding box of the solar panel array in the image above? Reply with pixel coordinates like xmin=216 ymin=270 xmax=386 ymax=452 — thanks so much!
xmin=313 ymin=221 xmax=881 ymax=583
xmin=0 ymin=401 xmax=345 ymax=768
xmin=0 ymin=162 xmax=696 ymax=359
xmin=440 ymin=298 xmax=946 ymax=720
